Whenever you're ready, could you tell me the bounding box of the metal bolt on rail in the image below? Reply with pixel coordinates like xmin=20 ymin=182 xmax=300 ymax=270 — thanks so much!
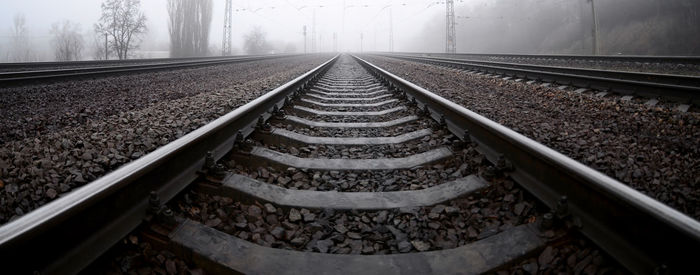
xmin=256 ymin=116 xmax=265 ymax=129
xmin=495 ymin=154 xmax=514 ymax=172
xmin=204 ymin=151 xmax=216 ymax=171
xmin=482 ymin=166 xmax=497 ymax=180
xmin=146 ymin=191 xmax=176 ymax=226
xmin=159 ymin=207 xmax=177 ymax=227
xmin=439 ymin=115 xmax=447 ymax=127
xmin=261 ymin=123 xmax=272 ymax=133
xmin=462 ymin=129 xmax=472 ymax=143
xmin=233 ymin=131 xmax=244 ymax=149
xmin=148 ymin=191 xmax=161 ymax=215
xmin=211 ymin=164 xmax=227 ymax=180
xmin=555 ymin=196 xmax=569 ymax=218
xmin=242 ymin=139 xmax=255 ymax=151
xmin=275 ymin=109 xmax=286 ymax=120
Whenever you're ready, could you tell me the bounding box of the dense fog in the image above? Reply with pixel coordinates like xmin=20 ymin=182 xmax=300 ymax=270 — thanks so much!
xmin=408 ymin=0 xmax=700 ymax=55
xmin=0 ymin=0 xmax=698 ymax=62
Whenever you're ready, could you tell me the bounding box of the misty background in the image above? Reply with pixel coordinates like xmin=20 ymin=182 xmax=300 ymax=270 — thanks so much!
xmin=1 ymin=0 xmax=698 ymax=62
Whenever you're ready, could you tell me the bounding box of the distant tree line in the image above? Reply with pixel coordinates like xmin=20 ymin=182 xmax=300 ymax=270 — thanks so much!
xmin=167 ymin=0 xmax=213 ymax=57
xmin=3 ymin=0 xmax=150 ymax=62
xmin=6 ymin=14 xmax=36 ymax=62
xmin=51 ymin=21 xmax=84 ymax=61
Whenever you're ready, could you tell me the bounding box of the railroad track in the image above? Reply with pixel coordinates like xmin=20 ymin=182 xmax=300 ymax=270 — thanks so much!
xmin=394 ymin=52 xmax=700 ymax=66
xmin=1 ymin=54 xmax=699 ymax=274
xmin=0 ymin=55 xmax=253 ymax=72
xmin=0 ymin=54 xmax=293 ymax=86
xmin=376 ymin=53 xmax=700 ymax=108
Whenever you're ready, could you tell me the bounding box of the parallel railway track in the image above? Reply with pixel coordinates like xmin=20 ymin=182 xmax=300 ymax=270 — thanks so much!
xmin=394 ymin=52 xmax=700 ymax=66
xmin=0 ymin=54 xmax=293 ymax=86
xmin=377 ymin=53 xmax=700 ymax=107
xmin=1 ymin=54 xmax=699 ymax=274
xmin=0 ymin=55 xmax=250 ymax=71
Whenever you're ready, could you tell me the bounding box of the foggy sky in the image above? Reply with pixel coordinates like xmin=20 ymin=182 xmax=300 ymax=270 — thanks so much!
xmin=0 ymin=0 xmax=449 ymax=59
xmin=1 ymin=0 xmax=698 ymax=60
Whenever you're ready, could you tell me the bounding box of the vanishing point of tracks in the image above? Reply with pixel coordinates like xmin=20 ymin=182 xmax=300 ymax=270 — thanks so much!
xmin=1 ymin=54 xmax=699 ymax=274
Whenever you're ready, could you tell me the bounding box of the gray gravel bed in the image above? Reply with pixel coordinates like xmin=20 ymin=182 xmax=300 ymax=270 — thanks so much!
xmin=226 ymin=144 xmax=485 ymax=192
xmin=172 ymin=176 xmax=541 ymax=255
xmin=292 ymin=100 xmax=403 ymax=113
xmin=496 ymin=235 xmax=628 ymax=275
xmin=435 ymin=55 xmax=700 ymax=76
xmin=364 ymin=56 xmax=700 ymax=221
xmin=0 ymin=59 xmax=213 ymax=72
xmin=272 ymin=117 xmax=436 ymax=138
xmin=307 ymin=89 xmax=391 ymax=98
xmin=84 ymin=234 xmax=201 ymax=275
xmin=0 ymin=55 xmax=332 ymax=224
xmin=299 ymin=95 xmax=395 ymax=105
xmin=258 ymin=129 xmax=454 ymax=159
xmin=0 ymin=56 xmax=323 ymax=144
xmin=286 ymin=107 xmax=414 ymax=123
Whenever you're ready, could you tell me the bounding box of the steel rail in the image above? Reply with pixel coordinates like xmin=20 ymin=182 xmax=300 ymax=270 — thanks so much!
xmin=0 ymin=55 xmax=249 ymax=70
xmin=0 ymin=54 xmax=298 ymax=85
xmin=0 ymin=55 xmax=338 ymax=274
xmin=378 ymin=52 xmax=700 ymax=65
xmin=376 ymin=54 xmax=700 ymax=105
xmin=353 ymin=55 xmax=700 ymax=274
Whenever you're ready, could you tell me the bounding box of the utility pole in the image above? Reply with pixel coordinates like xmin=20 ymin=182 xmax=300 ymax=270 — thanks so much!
xmin=312 ymin=9 xmax=317 ymax=53
xmin=104 ymin=33 xmax=108 ymax=60
xmin=303 ymin=25 xmax=307 ymax=54
xmin=446 ymin=0 xmax=456 ymax=53
xmin=389 ymin=7 xmax=394 ymax=52
xmin=589 ymin=0 xmax=599 ymax=55
xmin=222 ymin=0 xmax=232 ymax=56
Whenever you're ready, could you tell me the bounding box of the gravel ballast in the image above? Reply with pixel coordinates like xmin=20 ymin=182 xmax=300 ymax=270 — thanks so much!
xmin=497 ymin=236 xmax=627 ymax=275
xmin=0 ymin=55 xmax=332 ymax=224
xmin=92 ymin=54 xmax=630 ymax=273
xmin=0 ymin=56 xmax=324 ymax=144
xmin=363 ymin=55 xmax=700 ymax=220
xmin=421 ymin=54 xmax=700 ymax=76
xmin=173 ymin=175 xmax=541 ymax=255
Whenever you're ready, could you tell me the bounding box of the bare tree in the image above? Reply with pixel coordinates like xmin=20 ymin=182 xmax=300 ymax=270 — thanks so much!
xmin=50 ymin=21 xmax=84 ymax=61
xmin=8 ymin=13 xmax=36 ymax=62
xmin=244 ymin=27 xmax=271 ymax=55
xmin=167 ymin=0 xmax=213 ymax=57
xmin=95 ymin=0 xmax=147 ymax=60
